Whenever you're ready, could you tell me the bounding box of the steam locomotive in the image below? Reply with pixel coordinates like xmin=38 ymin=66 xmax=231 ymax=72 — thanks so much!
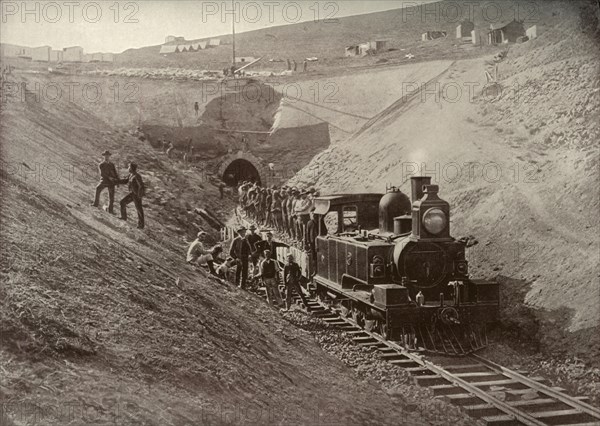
xmin=275 ymin=177 xmax=499 ymax=355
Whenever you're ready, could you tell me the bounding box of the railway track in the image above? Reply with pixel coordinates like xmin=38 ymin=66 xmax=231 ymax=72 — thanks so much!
xmin=231 ymin=220 xmax=599 ymax=425
xmin=253 ymin=285 xmax=598 ymax=426
xmin=301 ymin=298 xmax=600 ymax=426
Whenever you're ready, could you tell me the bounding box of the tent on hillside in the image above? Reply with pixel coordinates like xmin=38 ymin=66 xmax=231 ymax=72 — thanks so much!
xmin=345 ymin=45 xmax=360 ymax=57
xmin=526 ymin=25 xmax=538 ymax=39
xmin=159 ymin=45 xmax=179 ymax=55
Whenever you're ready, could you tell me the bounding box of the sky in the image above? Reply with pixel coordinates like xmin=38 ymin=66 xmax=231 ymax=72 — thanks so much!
xmin=0 ymin=0 xmax=437 ymax=53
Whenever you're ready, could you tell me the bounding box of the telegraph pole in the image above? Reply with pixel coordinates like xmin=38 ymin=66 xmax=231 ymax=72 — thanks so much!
xmin=231 ymin=0 xmax=236 ymax=66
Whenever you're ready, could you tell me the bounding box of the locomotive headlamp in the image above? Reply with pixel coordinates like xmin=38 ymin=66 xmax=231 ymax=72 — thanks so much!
xmin=422 ymin=208 xmax=447 ymax=235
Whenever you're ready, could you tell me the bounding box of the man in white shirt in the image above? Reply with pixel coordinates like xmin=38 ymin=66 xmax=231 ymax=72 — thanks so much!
xmin=295 ymin=191 xmax=312 ymax=242
xmin=187 ymin=231 xmax=216 ymax=274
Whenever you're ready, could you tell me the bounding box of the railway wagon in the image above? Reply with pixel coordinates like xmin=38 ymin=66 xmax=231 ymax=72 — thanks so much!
xmin=274 ymin=177 xmax=499 ymax=355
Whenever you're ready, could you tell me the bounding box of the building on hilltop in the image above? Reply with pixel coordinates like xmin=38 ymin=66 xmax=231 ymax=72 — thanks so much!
xmin=177 ymin=44 xmax=188 ymax=53
xmin=456 ymin=20 xmax=474 ymax=39
xmin=1 ymin=43 xmax=20 ymax=58
xmin=50 ymin=49 xmax=63 ymax=62
xmin=0 ymin=43 xmax=32 ymax=59
xmin=165 ymin=35 xmax=185 ymax=44
xmin=208 ymin=38 xmax=221 ymax=47
xmin=63 ymin=46 xmax=83 ymax=62
xmin=488 ymin=20 xmax=526 ymax=44
xmin=32 ymin=46 xmax=51 ymax=62
xmin=345 ymin=40 xmax=387 ymax=57
xmin=91 ymin=52 xmax=103 ymax=62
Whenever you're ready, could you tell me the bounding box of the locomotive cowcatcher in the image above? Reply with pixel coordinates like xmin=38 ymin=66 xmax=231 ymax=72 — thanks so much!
xmin=275 ymin=177 xmax=499 ymax=355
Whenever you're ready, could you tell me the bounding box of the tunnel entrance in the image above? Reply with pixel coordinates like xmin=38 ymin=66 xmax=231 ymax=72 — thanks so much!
xmin=222 ymin=159 xmax=261 ymax=186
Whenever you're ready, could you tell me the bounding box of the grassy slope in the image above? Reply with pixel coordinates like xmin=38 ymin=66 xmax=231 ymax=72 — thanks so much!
xmin=0 ymin=74 xmax=425 ymax=425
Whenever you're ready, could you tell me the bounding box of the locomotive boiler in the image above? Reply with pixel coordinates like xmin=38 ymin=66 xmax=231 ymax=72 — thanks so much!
xmin=279 ymin=176 xmax=499 ymax=355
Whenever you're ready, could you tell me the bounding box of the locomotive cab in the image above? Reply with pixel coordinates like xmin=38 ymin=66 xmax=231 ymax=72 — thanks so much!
xmin=313 ymin=194 xmax=383 ymax=236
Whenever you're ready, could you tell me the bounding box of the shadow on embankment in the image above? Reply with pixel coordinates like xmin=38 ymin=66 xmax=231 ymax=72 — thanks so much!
xmin=489 ymin=275 xmax=600 ymax=367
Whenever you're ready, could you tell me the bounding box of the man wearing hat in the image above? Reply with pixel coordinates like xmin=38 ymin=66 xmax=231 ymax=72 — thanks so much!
xmin=294 ymin=190 xmax=312 ymax=241
xmin=264 ymin=188 xmax=273 ymax=228
xmin=271 ymin=187 xmax=283 ymax=232
xmin=229 ymin=227 xmax=251 ymax=288
xmin=117 ymin=162 xmax=145 ymax=229
xmin=305 ymin=208 xmax=318 ymax=278
xmin=282 ymin=253 xmax=310 ymax=312
xmin=280 ymin=188 xmax=289 ymax=235
xmin=257 ymin=249 xmax=283 ymax=307
xmin=289 ymin=189 xmax=300 ymax=239
xmin=91 ymin=150 xmax=119 ymax=214
xmin=255 ymin=231 xmax=278 ymax=258
xmin=246 ymin=224 xmax=263 ymax=272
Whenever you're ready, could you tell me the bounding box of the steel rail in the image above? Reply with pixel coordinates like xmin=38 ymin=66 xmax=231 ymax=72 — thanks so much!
xmin=311 ymin=300 xmax=546 ymax=426
xmin=471 ymin=354 xmax=600 ymax=421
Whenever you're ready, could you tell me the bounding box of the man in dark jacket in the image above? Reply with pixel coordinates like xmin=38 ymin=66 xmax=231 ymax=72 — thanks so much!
xmin=256 ymin=249 xmax=283 ymax=307
xmin=118 ymin=162 xmax=145 ymax=229
xmin=305 ymin=208 xmax=318 ymax=279
xmin=246 ymin=224 xmax=262 ymax=272
xmin=283 ymin=253 xmax=310 ymax=311
xmin=256 ymin=231 xmax=278 ymax=257
xmin=92 ymin=150 xmax=119 ymax=213
xmin=229 ymin=227 xmax=250 ymax=289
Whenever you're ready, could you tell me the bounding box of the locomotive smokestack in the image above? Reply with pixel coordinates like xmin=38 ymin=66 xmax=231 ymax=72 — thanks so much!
xmin=411 ymin=176 xmax=432 ymax=202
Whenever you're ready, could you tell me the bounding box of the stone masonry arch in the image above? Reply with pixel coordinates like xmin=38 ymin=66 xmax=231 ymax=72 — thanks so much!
xmin=216 ymin=151 xmax=271 ymax=187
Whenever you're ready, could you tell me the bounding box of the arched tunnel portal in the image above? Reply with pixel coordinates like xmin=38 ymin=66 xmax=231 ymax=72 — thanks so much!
xmin=222 ymin=158 xmax=262 ymax=187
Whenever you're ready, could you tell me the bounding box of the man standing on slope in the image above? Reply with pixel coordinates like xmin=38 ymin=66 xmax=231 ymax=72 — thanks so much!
xmin=229 ymin=227 xmax=251 ymax=289
xmin=246 ymin=224 xmax=263 ymax=274
xmin=282 ymin=253 xmax=310 ymax=312
xmin=256 ymin=249 xmax=283 ymax=307
xmin=91 ymin=150 xmax=119 ymax=214
xmin=118 ymin=162 xmax=145 ymax=230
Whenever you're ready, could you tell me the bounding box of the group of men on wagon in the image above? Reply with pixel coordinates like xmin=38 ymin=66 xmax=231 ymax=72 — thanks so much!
xmin=236 ymin=181 xmax=320 ymax=246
